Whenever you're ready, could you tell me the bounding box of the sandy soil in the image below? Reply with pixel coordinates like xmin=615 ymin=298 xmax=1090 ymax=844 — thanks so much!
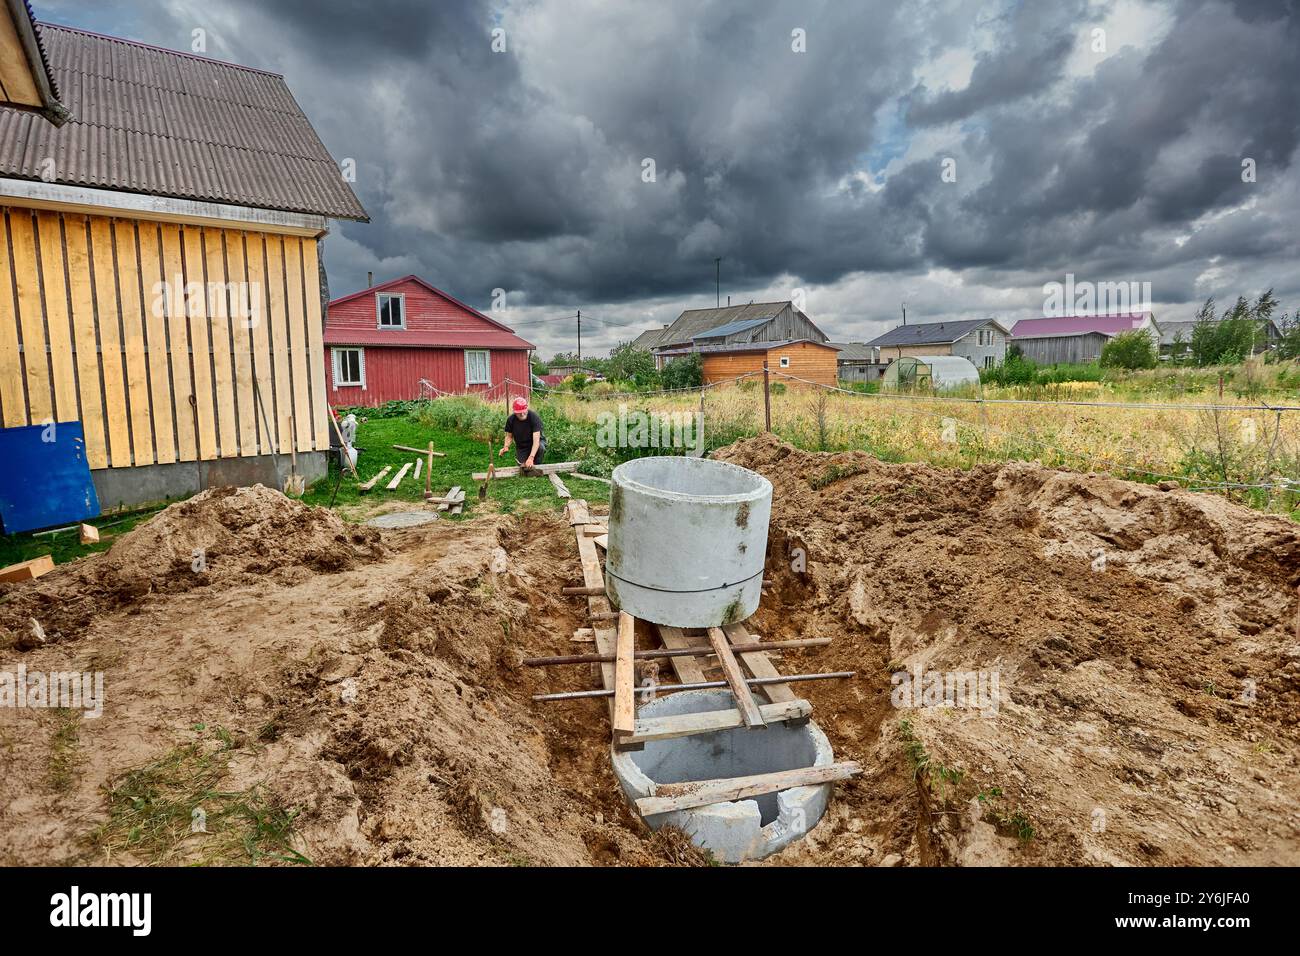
xmin=1 ymin=439 xmax=1297 ymax=866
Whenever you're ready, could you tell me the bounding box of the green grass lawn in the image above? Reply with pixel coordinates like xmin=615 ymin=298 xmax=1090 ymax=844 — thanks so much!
xmin=301 ymin=415 xmax=610 ymax=517
xmin=0 ymin=414 xmax=609 ymax=571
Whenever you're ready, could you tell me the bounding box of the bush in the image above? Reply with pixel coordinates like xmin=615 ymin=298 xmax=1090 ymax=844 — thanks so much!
xmin=606 ymin=342 xmax=660 ymax=388
xmin=412 ymin=395 xmax=500 ymax=442
xmin=1100 ymin=330 xmax=1158 ymax=369
xmin=661 ymin=353 xmax=703 ymax=390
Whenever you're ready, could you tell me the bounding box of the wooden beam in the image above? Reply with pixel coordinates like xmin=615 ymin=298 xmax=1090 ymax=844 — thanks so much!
xmin=549 ymin=473 xmax=571 ymax=498
xmin=386 ymin=462 xmax=413 ymax=490
xmin=594 ymin=534 xmax=608 ymax=550
xmin=581 ymin=525 xmax=608 ymax=536
xmin=707 ymin=627 xmax=766 ymax=728
xmin=436 ymin=487 xmax=464 ymax=512
xmin=358 ymin=466 xmax=391 ymax=493
xmin=570 ymin=500 xmax=618 ymax=717
xmin=472 ymin=461 xmax=579 ymax=480
xmin=562 ymin=585 xmax=606 ymax=596
xmin=656 ymin=625 xmax=709 ymax=684
xmin=572 ymin=473 xmax=613 ymax=485
xmin=0 ymin=555 xmax=55 ymax=583
xmin=613 ymin=611 xmax=636 ymax=736
xmin=636 ymin=762 xmax=861 ymax=816
xmin=392 ymin=443 xmax=446 ymax=457
xmin=725 ymin=622 xmax=797 ymax=705
xmin=623 ymin=699 xmax=811 ymax=745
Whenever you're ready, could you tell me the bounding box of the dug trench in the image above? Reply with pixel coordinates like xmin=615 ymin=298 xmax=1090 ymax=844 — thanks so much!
xmin=1 ymin=435 xmax=1297 ymax=866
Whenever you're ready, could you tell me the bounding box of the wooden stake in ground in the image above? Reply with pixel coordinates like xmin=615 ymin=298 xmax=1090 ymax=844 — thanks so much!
xmin=413 ymin=457 xmax=422 ymax=480
xmin=424 ymin=442 xmax=434 ymax=499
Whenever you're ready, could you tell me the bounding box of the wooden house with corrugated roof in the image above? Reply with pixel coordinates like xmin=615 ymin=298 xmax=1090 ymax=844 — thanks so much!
xmin=0 ymin=15 xmax=366 ymax=511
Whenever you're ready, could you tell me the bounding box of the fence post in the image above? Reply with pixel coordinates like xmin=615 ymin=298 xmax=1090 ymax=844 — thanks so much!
xmin=762 ymin=362 xmax=771 ymax=432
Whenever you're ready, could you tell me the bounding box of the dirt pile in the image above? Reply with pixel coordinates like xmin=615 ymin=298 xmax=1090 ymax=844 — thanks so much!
xmin=0 ymin=485 xmax=386 ymax=648
xmin=715 ymin=434 xmax=1300 ymax=865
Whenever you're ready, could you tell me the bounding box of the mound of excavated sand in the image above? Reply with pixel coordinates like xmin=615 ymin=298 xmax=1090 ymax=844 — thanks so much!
xmin=0 ymin=485 xmax=386 ymax=648
xmin=715 ymin=434 xmax=1300 ymax=866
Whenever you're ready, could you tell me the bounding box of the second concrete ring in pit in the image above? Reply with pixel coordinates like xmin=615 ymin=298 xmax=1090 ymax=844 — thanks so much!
xmin=611 ymin=690 xmax=835 ymax=863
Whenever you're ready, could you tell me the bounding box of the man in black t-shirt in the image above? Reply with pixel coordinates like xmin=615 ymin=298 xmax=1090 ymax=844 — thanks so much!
xmin=501 ymin=396 xmax=546 ymax=469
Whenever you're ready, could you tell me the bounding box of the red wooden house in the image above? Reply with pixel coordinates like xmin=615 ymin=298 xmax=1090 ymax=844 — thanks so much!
xmin=323 ymin=276 xmax=534 ymax=406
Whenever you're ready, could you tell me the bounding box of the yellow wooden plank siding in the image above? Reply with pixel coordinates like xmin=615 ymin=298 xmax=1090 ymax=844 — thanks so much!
xmin=135 ymin=221 xmax=177 ymax=464
xmin=62 ymin=216 xmax=108 ymax=468
xmin=202 ymin=228 xmax=238 ymax=457
xmin=113 ymin=219 xmax=155 ymax=466
xmin=88 ymin=217 xmax=132 ymax=466
xmin=244 ymin=233 xmax=277 ymax=455
xmin=35 ymin=212 xmax=80 ymax=424
xmin=223 ymin=230 xmax=259 ymax=457
xmin=0 ymin=212 xmax=24 ymax=427
xmin=261 ymin=234 xmax=295 ymax=454
xmin=180 ymin=226 xmax=217 ymax=460
xmin=158 ymin=223 xmax=197 ymax=462
xmin=301 ymin=238 xmax=331 ymax=451
xmin=7 ymin=210 xmax=51 ymax=424
xmin=0 ymin=205 xmax=326 ymax=470
xmin=282 ymin=236 xmax=314 ymax=454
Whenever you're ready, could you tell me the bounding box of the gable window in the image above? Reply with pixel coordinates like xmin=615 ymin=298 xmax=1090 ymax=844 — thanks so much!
xmin=465 ymin=349 xmax=491 ymax=385
xmin=779 ymin=355 xmax=791 ymax=368
xmin=377 ymin=293 xmax=404 ymax=328
xmin=332 ymin=347 xmax=365 ymax=388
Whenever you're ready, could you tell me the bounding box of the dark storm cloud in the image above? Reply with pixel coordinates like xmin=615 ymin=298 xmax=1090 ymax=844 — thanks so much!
xmin=57 ymin=0 xmax=1300 ymax=350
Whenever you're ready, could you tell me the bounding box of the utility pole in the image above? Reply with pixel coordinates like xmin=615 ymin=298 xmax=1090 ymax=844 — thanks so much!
xmin=715 ymin=257 xmax=721 ymax=308
xmin=576 ymin=309 xmax=582 ymax=365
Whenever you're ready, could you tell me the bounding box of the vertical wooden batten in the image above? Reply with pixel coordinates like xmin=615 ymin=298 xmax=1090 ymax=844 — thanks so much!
xmin=113 ymin=219 xmax=155 ymax=467
xmin=8 ymin=210 xmax=52 ymax=425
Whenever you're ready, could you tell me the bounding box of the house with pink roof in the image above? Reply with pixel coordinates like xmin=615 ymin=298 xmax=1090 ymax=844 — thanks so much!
xmin=1009 ymin=312 xmax=1160 ymax=364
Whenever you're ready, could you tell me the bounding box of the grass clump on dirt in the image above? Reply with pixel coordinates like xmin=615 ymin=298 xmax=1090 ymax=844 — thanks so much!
xmin=47 ymin=709 xmax=82 ymax=793
xmin=84 ymin=725 xmax=312 ymax=866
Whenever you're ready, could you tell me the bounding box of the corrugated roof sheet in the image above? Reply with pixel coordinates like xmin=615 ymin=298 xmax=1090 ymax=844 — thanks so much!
xmin=865 ymin=318 xmax=999 ymax=348
xmin=1010 ymin=314 xmax=1151 ymax=339
xmin=0 ymin=23 xmax=367 ymax=220
xmin=829 ymin=342 xmax=878 ymax=362
xmin=692 ymin=316 xmax=772 ymax=340
xmin=656 ymin=301 xmax=788 ymax=347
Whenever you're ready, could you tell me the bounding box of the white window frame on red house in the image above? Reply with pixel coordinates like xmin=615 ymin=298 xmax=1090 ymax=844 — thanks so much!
xmin=332 ymin=347 xmax=365 ymax=388
xmin=376 ymin=292 xmax=405 ymax=329
xmin=465 ymin=349 xmax=491 ymax=385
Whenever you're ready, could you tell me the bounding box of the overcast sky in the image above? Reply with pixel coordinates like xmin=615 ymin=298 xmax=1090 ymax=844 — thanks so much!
xmin=41 ymin=0 xmax=1300 ymax=358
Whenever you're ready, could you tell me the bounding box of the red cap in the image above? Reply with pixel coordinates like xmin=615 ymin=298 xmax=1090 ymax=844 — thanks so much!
xmin=512 ymin=396 xmax=529 ymax=412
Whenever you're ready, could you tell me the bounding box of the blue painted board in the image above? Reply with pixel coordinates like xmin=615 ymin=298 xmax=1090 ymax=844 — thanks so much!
xmin=0 ymin=422 xmax=101 ymax=534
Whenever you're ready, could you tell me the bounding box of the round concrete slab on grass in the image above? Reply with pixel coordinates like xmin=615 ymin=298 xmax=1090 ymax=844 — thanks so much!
xmin=364 ymin=511 xmax=441 ymax=529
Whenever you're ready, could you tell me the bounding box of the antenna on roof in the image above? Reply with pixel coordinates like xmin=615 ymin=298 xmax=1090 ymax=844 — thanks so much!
xmin=901 ymin=301 xmax=906 ymax=326
xmin=714 ymin=257 xmax=721 ymax=308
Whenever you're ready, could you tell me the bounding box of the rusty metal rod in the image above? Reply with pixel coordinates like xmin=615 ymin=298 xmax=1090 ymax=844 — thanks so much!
xmin=532 ymin=671 xmax=855 ymax=702
xmin=523 ymin=638 xmax=832 ymax=667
